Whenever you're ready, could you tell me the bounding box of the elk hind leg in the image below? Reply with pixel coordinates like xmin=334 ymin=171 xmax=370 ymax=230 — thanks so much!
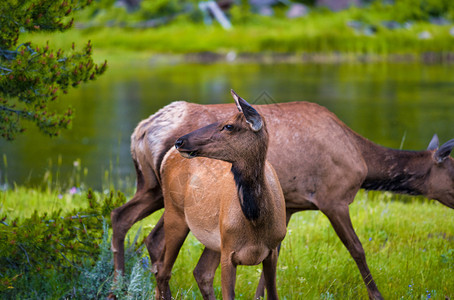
xmin=322 ymin=204 xmax=383 ymax=300
xmin=193 ymin=247 xmax=221 ymax=300
xmin=144 ymin=214 xmax=165 ymax=274
xmin=111 ymin=186 xmax=163 ymax=278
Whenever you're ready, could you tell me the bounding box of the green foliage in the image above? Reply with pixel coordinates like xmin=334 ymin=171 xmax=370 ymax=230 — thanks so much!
xmin=0 ymin=189 xmax=126 ymax=298
xmin=91 ymin=0 xmax=117 ymax=11
xmin=19 ymin=1 xmax=454 ymax=61
xmin=140 ymin=0 xmax=181 ymax=18
xmin=73 ymin=221 xmax=115 ymax=299
xmin=75 ymin=0 xmax=203 ymax=27
xmin=72 ymin=223 xmax=154 ymax=299
xmin=390 ymin=0 xmax=454 ymax=22
xmin=441 ymin=248 xmax=454 ymax=266
xmin=107 ymin=240 xmax=154 ymax=299
xmin=0 ymin=0 xmax=107 ymax=140
xmin=229 ymin=3 xmax=254 ymax=24
xmin=125 ymin=258 xmax=154 ymax=299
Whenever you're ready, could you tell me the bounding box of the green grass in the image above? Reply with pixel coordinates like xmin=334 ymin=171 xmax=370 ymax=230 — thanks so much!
xmin=0 ymin=186 xmax=78 ymax=219
xmin=1 ymin=186 xmax=453 ymax=299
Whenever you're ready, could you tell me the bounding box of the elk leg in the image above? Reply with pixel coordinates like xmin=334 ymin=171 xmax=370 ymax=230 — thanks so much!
xmin=193 ymin=247 xmax=221 ymax=300
xmin=155 ymin=212 xmax=189 ymax=300
xmin=262 ymin=248 xmax=279 ymax=300
xmin=144 ymin=215 xmax=165 ymax=273
xmin=322 ymin=204 xmax=383 ymax=300
xmin=220 ymin=251 xmax=237 ymax=300
xmin=255 ymin=210 xmax=293 ymax=299
xmin=111 ymin=187 xmax=164 ymax=279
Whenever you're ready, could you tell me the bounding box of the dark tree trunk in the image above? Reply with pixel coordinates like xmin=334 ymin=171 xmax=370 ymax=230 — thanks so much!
xmin=217 ymin=0 xmax=235 ymax=10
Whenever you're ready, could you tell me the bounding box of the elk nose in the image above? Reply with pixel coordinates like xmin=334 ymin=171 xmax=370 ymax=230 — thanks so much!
xmin=175 ymin=138 xmax=184 ymax=149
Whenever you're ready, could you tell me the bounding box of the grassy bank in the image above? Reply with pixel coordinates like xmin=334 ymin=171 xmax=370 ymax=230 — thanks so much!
xmin=18 ymin=5 xmax=454 ymax=65
xmin=1 ymin=185 xmax=453 ymax=299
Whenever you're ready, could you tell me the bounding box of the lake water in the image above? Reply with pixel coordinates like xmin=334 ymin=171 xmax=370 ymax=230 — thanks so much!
xmin=1 ymin=62 xmax=453 ymax=190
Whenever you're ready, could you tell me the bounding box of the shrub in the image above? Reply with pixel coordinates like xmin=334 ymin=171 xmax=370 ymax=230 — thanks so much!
xmin=0 ymin=189 xmax=126 ymax=298
xmin=70 ymin=221 xmax=154 ymax=299
xmin=390 ymin=0 xmax=454 ymax=22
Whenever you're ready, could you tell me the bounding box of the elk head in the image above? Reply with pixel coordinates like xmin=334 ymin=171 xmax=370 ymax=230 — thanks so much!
xmin=174 ymin=90 xmax=268 ymax=165
xmin=425 ymin=134 xmax=454 ymax=209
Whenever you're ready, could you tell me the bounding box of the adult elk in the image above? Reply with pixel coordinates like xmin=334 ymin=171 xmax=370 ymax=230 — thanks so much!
xmin=111 ymin=95 xmax=454 ymax=300
xmin=155 ymin=90 xmax=286 ymax=299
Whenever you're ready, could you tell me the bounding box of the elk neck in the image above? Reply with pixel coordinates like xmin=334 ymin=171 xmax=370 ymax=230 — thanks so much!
xmin=358 ymin=138 xmax=433 ymax=195
xmin=230 ymin=140 xmax=269 ymax=222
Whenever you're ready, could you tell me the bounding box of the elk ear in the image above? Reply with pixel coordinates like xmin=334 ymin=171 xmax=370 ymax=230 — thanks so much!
xmin=231 ymin=89 xmax=244 ymax=113
xmin=434 ymin=139 xmax=454 ymax=163
xmin=230 ymin=89 xmax=263 ymax=132
xmin=427 ymin=134 xmax=439 ymax=151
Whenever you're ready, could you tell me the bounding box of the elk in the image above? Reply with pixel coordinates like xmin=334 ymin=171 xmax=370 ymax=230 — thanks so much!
xmin=111 ymin=96 xmax=454 ymax=300
xmin=154 ymin=90 xmax=286 ymax=299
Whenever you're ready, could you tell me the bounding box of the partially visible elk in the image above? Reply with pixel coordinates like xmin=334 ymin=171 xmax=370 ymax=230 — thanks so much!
xmin=111 ymin=95 xmax=454 ymax=300
xmin=155 ymin=90 xmax=286 ymax=299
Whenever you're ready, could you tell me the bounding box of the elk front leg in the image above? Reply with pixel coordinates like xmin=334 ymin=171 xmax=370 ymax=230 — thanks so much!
xmin=322 ymin=204 xmax=383 ymax=300
xmin=193 ymin=247 xmax=221 ymax=300
xmin=262 ymin=248 xmax=279 ymax=300
xmin=262 ymin=249 xmax=279 ymax=299
xmin=155 ymin=211 xmax=189 ymax=300
xmin=256 ymin=209 xmax=293 ymax=299
xmin=220 ymin=251 xmax=237 ymax=300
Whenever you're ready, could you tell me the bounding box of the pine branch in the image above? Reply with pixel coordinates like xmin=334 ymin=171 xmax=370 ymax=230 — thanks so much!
xmin=0 ymin=0 xmax=106 ymax=140
xmin=0 ymin=105 xmax=31 ymax=117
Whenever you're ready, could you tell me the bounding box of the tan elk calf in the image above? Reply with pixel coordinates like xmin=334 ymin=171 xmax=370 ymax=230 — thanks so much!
xmin=154 ymin=90 xmax=286 ymax=299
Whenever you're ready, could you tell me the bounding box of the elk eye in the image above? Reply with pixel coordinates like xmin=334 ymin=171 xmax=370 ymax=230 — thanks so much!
xmin=223 ymin=124 xmax=234 ymax=131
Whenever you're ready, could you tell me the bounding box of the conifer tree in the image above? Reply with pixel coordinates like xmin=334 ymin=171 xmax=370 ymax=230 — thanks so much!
xmin=0 ymin=0 xmax=107 ymax=140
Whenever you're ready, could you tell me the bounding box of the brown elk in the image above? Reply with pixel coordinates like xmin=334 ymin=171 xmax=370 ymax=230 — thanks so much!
xmin=154 ymin=90 xmax=286 ymax=299
xmin=111 ymin=96 xmax=454 ymax=300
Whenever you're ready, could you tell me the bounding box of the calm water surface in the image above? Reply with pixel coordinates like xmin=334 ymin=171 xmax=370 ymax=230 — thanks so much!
xmin=1 ymin=62 xmax=453 ymax=190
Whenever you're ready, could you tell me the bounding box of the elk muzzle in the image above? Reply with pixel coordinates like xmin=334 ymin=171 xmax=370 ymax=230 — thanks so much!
xmin=175 ymin=137 xmax=198 ymax=159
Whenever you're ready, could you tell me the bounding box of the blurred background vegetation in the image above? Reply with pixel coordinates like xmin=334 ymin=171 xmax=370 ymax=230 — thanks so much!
xmin=20 ymin=0 xmax=454 ymax=58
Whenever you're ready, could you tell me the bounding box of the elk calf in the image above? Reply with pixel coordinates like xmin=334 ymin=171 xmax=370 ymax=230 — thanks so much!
xmin=154 ymin=90 xmax=286 ymax=299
